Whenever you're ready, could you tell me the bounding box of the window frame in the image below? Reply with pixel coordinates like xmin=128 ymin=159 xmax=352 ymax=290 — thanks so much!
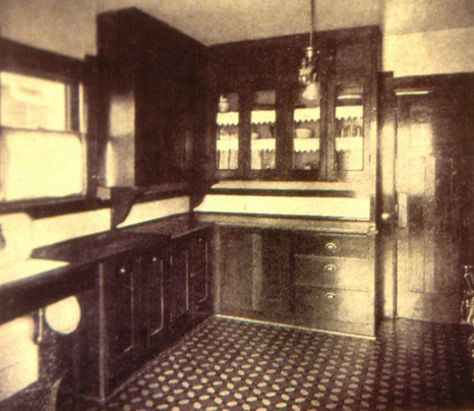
xmin=0 ymin=38 xmax=100 ymax=213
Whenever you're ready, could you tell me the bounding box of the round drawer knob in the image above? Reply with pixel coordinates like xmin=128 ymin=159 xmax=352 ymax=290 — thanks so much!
xmin=119 ymin=267 xmax=127 ymax=274
xmin=325 ymin=292 xmax=336 ymax=300
xmin=323 ymin=264 xmax=337 ymax=274
xmin=324 ymin=242 xmax=338 ymax=254
xmin=152 ymin=257 xmax=158 ymax=262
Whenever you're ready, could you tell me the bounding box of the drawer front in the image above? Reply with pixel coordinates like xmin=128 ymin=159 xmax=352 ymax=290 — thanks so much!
xmin=294 ymin=286 xmax=372 ymax=325
xmin=294 ymin=255 xmax=371 ymax=291
xmin=292 ymin=233 xmax=368 ymax=258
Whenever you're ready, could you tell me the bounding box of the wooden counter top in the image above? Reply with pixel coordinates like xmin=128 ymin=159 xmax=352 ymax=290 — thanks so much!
xmin=195 ymin=213 xmax=376 ymax=235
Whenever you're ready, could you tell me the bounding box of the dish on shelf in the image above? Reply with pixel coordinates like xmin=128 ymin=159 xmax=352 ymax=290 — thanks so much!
xmin=294 ymin=127 xmax=314 ymax=139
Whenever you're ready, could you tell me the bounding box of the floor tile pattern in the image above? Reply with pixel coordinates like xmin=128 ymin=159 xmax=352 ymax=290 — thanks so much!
xmin=62 ymin=317 xmax=473 ymax=411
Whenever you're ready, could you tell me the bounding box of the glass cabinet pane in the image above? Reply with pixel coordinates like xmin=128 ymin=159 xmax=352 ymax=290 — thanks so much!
xmin=216 ymin=93 xmax=239 ymax=170
xmin=292 ymin=89 xmax=320 ymax=170
xmin=335 ymin=83 xmax=364 ymax=171
xmin=251 ymin=90 xmax=276 ymax=170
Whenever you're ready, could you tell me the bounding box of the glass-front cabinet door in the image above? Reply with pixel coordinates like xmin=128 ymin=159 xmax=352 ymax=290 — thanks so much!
xmin=334 ymin=81 xmax=365 ymax=172
xmin=216 ymin=93 xmax=239 ymax=170
xmin=292 ymin=88 xmax=321 ymax=172
xmin=251 ymin=90 xmax=276 ymax=170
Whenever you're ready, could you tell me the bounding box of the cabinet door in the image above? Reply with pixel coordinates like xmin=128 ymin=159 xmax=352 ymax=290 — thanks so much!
xmin=170 ymin=240 xmax=191 ymax=329
xmin=217 ymin=227 xmax=291 ymax=322
xmin=142 ymin=250 xmax=168 ymax=352
xmin=190 ymin=231 xmax=212 ymax=318
xmin=103 ymin=253 xmax=140 ymax=388
xmin=327 ymin=75 xmax=370 ymax=181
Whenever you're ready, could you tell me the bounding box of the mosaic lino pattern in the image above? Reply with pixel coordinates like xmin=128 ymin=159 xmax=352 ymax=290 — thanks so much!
xmin=62 ymin=317 xmax=473 ymax=411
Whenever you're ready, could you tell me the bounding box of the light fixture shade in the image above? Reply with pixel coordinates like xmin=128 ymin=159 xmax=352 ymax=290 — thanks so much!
xmin=302 ymin=80 xmax=321 ymax=102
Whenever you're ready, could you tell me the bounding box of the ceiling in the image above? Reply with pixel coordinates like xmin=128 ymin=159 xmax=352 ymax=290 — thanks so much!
xmin=96 ymin=0 xmax=474 ymax=45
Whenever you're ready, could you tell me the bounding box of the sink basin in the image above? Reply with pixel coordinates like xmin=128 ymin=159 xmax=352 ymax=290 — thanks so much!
xmin=0 ymin=259 xmax=69 ymax=286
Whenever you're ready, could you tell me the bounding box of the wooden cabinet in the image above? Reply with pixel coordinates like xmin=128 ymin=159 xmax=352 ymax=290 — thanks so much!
xmin=97 ymin=8 xmax=206 ymax=187
xmin=291 ymin=231 xmax=376 ymax=336
xmin=169 ymin=238 xmax=191 ymax=331
xmin=207 ymin=26 xmax=380 ymax=184
xmin=216 ymin=225 xmax=376 ymax=337
xmin=102 ymin=252 xmax=142 ymax=389
xmin=74 ymin=227 xmax=213 ymax=404
xmin=190 ymin=230 xmax=212 ymax=319
xmin=141 ymin=249 xmax=168 ymax=355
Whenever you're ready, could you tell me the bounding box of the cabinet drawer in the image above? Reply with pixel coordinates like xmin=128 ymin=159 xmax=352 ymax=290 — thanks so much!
xmin=294 ymin=286 xmax=372 ymax=325
xmin=294 ymin=255 xmax=371 ymax=291
xmin=292 ymin=233 xmax=368 ymax=258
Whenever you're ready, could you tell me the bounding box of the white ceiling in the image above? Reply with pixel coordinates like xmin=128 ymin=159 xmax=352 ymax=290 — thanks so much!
xmin=96 ymin=0 xmax=474 ymax=45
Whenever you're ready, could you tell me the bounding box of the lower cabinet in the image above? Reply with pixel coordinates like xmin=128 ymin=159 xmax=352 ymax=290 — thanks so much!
xmin=74 ymin=227 xmax=212 ymax=404
xmin=216 ymin=225 xmax=376 ymax=337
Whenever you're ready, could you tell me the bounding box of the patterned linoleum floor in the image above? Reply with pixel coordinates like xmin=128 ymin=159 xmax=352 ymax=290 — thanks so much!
xmin=61 ymin=317 xmax=474 ymax=411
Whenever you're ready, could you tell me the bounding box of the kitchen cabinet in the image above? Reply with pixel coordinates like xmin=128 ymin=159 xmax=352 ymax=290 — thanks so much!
xmin=215 ymin=223 xmax=376 ymax=337
xmin=169 ymin=238 xmax=191 ymax=334
xmin=97 ymin=8 xmax=206 ymax=188
xmin=74 ymin=244 xmax=170 ymax=402
xmin=207 ymin=26 xmax=380 ymax=185
xmin=140 ymin=249 xmax=168 ymax=355
xmin=190 ymin=229 xmax=212 ymax=320
xmin=291 ymin=231 xmax=376 ymax=336
xmin=31 ymin=220 xmax=213 ymax=404
xmin=103 ymin=252 xmax=142 ymax=389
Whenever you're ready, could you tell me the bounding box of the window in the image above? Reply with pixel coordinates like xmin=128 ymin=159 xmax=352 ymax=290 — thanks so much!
xmin=0 ymin=70 xmax=86 ymax=202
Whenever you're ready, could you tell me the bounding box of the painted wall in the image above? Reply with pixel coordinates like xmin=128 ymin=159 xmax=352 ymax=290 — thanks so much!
xmin=384 ymin=27 xmax=474 ymax=77
xmin=0 ymin=0 xmax=97 ymax=59
xmin=32 ymin=196 xmax=190 ymax=249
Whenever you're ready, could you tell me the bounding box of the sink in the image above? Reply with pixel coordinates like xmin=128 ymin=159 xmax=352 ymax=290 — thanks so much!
xmin=0 ymin=258 xmax=69 ymax=287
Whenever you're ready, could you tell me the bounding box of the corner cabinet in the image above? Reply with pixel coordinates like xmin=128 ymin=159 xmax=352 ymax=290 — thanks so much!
xmin=206 ymin=26 xmax=380 ymax=185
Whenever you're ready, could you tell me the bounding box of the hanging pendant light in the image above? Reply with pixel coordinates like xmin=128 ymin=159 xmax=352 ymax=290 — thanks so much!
xmin=299 ymin=0 xmax=320 ymax=101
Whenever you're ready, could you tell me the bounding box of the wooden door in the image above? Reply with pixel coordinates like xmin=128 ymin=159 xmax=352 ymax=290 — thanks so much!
xmin=395 ymin=91 xmax=463 ymax=323
xmin=103 ymin=253 xmax=140 ymax=387
xmin=142 ymin=250 xmax=167 ymax=352
xmin=170 ymin=240 xmax=191 ymax=328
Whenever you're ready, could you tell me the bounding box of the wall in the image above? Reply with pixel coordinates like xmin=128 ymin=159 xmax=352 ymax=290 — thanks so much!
xmin=0 ymin=0 xmax=97 ymax=59
xmin=384 ymin=26 xmax=474 ymax=77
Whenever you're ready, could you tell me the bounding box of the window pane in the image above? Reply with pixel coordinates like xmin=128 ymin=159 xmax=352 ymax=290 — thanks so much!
xmin=0 ymin=129 xmax=85 ymax=201
xmin=1 ymin=71 xmax=68 ymax=131
xmin=216 ymin=93 xmax=239 ymax=170
xmin=251 ymin=90 xmax=276 ymax=170
xmin=293 ymin=88 xmax=320 ymax=170
xmin=335 ymin=83 xmax=364 ymax=171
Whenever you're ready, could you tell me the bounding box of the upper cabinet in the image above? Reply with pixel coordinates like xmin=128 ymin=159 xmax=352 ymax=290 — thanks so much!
xmin=97 ymin=8 xmax=207 ymax=188
xmin=207 ymin=26 xmax=381 ymax=187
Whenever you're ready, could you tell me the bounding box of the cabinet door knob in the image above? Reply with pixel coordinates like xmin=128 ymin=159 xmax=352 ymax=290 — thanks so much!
xmin=152 ymin=256 xmax=158 ymax=262
xmin=325 ymin=292 xmax=336 ymax=300
xmin=323 ymin=264 xmax=337 ymax=274
xmin=324 ymin=242 xmax=338 ymax=254
xmin=119 ymin=267 xmax=127 ymax=274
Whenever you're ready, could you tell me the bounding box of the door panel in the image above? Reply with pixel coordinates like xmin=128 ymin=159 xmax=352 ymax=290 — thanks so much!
xmin=395 ymin=93 xmax=462 ymax=323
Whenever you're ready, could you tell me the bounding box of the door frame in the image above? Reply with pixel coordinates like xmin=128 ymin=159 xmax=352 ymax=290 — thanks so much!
xmin=377 ymin=72 xmax=474 ymax=321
